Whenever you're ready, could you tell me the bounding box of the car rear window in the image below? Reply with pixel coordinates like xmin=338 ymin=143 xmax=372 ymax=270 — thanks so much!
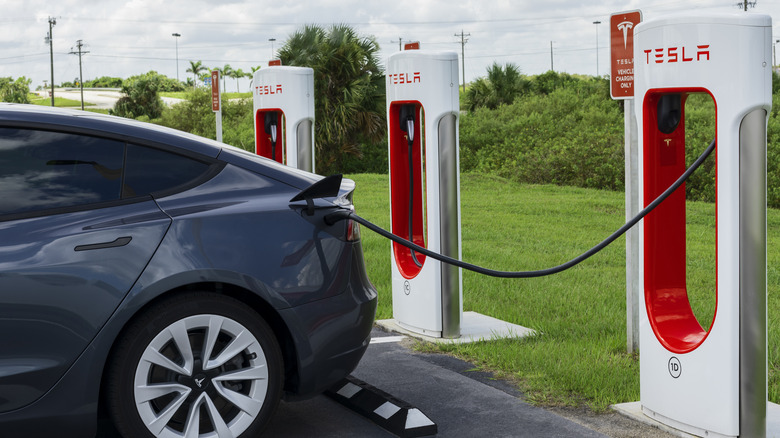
xmin=0 ymin=128 xmax=124 ymax=216
xmin=122 ymin=144 xmax=211 ymax=198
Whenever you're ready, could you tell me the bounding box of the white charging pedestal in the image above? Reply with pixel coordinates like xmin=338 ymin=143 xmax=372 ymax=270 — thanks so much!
xmin=633 ymin=13 xmax=771 ymax=437
xmin=385 ymin=49 xmax=461 ymax=339
xmin=379 ymin=47 xmax=534 ymax=343
xmin=253 ymin=65 xmax=315 ymax=173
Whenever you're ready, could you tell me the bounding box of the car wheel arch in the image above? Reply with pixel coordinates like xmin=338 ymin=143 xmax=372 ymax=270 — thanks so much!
xmin=97 ymin=281 xmax=304 ymax=424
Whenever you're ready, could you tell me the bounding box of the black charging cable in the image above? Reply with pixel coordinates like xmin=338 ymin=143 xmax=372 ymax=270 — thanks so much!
xmin=265 ymin=112 xmax=279 ymax=161
xmin=327 ymin=138 xmax=716 ymax=278
xmin=400 ymin=104 xmax=424 ymax=267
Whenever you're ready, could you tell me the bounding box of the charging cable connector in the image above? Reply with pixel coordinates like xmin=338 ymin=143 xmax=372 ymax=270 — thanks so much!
xmin=399 ymin=104 xmax=424 ymax=268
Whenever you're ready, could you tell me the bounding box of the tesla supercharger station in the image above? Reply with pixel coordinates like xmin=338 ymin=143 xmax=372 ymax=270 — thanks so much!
xmin=253 ymin=65 xmax=315 ymax=172
xmin=634 ymin=13 xmax=770 ymax=437
xmin=386 ymin=49 xmax=462 ymax=338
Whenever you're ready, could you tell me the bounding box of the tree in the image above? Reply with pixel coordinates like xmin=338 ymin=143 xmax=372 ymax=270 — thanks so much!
xmin=278 ymin=24 xmax=385 ymax=174
xmin=85 ymin=76 xmax=123 ymax=88
xmin=233 ymin=68 xmax=245 ymax=92
xmin=111 ymin=72 xmax=165 ymax=120
xmin=186 ymin=60 xmax=207 ymax=88
xmin=249 ymin=66 xmax=261 ymax=88
xmin=530 ymin=70 xmax=581 ymax=95
xmin=156 ymin=88 xmax=255 ymax=151
xmin=0 ymin=76 xmax=32 ymax=103
xmin=221 ymin=64 xmax=234 ymax=93
xmin=465 ymin=62 xmax=529 ymax=111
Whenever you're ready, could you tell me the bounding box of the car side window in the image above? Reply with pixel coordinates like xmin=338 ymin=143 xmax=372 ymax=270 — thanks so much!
xmin=122 ymin=144 xmax=211 ymax=198
xmin=0 ymin=128 xmax=124 ymax=216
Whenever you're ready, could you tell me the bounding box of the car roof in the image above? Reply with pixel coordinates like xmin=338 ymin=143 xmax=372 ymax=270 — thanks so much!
xmin=0 ymin=103 xmax=323 ymax=190
xmin=0 ymin=103 xmax=223 ymax=158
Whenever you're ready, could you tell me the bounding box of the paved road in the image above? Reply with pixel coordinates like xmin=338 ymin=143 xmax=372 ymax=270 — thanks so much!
xmin=49 ymin=88 xmax=183 ymax=110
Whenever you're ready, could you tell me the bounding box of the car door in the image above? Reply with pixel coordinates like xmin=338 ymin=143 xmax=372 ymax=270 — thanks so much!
xmin=0 ymin=128 xmax=171 ymax=413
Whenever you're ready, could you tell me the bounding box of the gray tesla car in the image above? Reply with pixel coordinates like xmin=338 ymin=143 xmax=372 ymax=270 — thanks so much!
xmin=0 ymin=104 xmax=377 ymax=437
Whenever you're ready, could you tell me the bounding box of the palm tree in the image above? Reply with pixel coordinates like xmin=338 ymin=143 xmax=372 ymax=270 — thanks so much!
xmin=249 ymin=66 xmax=261 ymax=89
xmin=465 ymin=62 xmax=529 ymax=111
xmin=233 ymin=68 xmax=245 ymax=92
xmin=185 ymin=60 xmax=206 ymax=88
xmin=221 ymin=64 xmax=234 ymax=93
xmin=278 ymin=24 xmax=385 ymax=174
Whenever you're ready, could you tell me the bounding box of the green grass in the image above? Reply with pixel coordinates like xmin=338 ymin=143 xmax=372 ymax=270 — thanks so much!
xmin=29 ymin=94 xmax=94 ymax=108
xmin=347 ymin=173 xmax=780 ymax=411
xmin=222 ymin=92 xmax=251 ymax=100
xmin=160 ymin=91 xmax=251 ymax=100
xmin=159 ymin=91 xmax=187 ymax=99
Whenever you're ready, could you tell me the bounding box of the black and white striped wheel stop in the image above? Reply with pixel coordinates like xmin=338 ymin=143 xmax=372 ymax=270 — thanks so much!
xmin=326 ymin=375 xmax=437 ymax=437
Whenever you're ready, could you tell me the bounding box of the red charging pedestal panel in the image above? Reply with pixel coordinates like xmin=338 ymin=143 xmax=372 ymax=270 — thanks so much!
xmin=254 ymin=109 xmax=285 ymax=164
xmin=388 ymin=101 xmax=426 ymax=279
xmin=642 ymin=88 xmax=716 ymax=354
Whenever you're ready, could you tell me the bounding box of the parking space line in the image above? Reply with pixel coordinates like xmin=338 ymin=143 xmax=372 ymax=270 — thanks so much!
xmin=370 ymin=335 xmax=406 ymax=344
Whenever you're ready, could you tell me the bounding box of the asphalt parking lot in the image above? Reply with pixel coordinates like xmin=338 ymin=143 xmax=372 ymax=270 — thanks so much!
xmin=101 ymin=328 xmax=674 ymax=437
xmin=263 ymin=329 xmax=629 ymax=438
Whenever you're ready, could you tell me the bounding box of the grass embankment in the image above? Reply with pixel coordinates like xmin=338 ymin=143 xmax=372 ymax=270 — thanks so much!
xmin=160 ymin=91 xmax=251 ymax=100
xmin=347 ymin=173 xmax=780 ymax=411
xmin=29 ymin=94 xmax=93 ymax=108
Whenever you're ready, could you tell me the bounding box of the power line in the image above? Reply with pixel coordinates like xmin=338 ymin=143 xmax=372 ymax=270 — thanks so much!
xmin=0 ymin=53 xmax=49 ymax=61
xmin=62 ymin=15 xmax=586 ymax=26
xmin=88 ymin=53 xmax=266 ymax=64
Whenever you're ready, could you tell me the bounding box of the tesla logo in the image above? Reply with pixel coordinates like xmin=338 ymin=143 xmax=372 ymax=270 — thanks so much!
xmin=388 ymin=72 xmax=421 ymax=85
xmin=617 ymin=21 xmax=634 ymax=49
xmin=256 ymin=84 xmax=283 ymax=95
xmin=664 ymin=139 xmax=672 ymax=146
xmin=644 ymin=45 xmax=710 ymax=64
xmin=195 ymin=377 xmax=206 ymax=388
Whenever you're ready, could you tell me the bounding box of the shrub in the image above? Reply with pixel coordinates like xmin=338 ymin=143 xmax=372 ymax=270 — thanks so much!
xmin=460 ymin=84 xmax=624 ymax=191
xmin=459 ymin=72 xmax=780 ymax=208
xmin=112 ymin=74 xmax=165 ymax=120
xmin=0 ymin=76 xmax=31 ymax=103
xmin=85 ymin=76 xmax=123 ymax=88
xmin=154 ymin=88 xmax=255 ymax=152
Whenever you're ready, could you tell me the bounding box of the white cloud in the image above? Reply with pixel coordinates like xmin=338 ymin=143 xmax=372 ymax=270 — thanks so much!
xmin=1 ymin=0 xmax=776 ymax=90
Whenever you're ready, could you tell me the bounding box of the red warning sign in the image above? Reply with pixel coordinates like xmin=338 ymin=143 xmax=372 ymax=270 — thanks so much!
xmin=211 ymin=70 xmax=220 ymax=112
xmin=610 ymin=10 xmax=642 ymax=100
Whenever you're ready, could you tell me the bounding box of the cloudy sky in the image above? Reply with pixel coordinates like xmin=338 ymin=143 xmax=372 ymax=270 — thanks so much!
xmin=3 ymin=0 xmax=779 ymax=92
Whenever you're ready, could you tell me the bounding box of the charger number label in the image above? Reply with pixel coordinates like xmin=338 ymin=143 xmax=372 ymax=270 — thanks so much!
xmin=668 ymin=357 xmax=682 ymax=378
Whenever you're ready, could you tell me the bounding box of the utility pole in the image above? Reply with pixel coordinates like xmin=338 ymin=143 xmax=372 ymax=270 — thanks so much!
xmin=593 ymin=20 xmax=602 ymax=77
xmin=454 ymin=30 xmax=470 ymax=92
xmin=172 ymin=33 xmax=181 ymax=82
xmin=550 ymin=41 xmax=554 ymax=71
xmin=47 ymin=17 xmax=56 ymax=107
xmin=736 ymin=1 xmax=756 ymax=10
xmin=69 ymin=40 xmax=89 ymax=110
xmin=775 ymin=39 xmax=779 ymax=67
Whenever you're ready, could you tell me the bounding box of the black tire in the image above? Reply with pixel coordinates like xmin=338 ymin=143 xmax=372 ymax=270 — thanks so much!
xmin=106 ymin=292 xmax=283 ymax=438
